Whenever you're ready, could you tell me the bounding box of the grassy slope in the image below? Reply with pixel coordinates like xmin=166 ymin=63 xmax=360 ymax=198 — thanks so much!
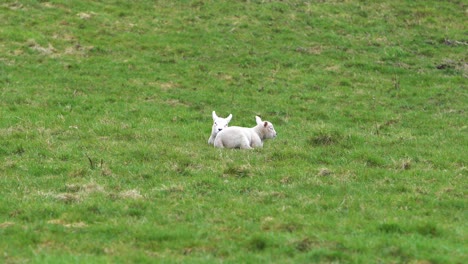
xmin=0 ymin=0 xmax=466 ymax=263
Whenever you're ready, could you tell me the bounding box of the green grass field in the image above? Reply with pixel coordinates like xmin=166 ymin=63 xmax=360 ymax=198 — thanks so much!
xmin=0 ymin=0 xmax=466 ymax=263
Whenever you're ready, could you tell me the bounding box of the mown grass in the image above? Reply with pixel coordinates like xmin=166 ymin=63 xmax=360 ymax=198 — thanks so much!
xmin=1 ymin=0 xmax=467 ymax=263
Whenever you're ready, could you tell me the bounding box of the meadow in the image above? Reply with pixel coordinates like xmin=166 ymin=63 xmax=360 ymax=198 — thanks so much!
xmin=0 ymin=0 xmax=466 ymax=263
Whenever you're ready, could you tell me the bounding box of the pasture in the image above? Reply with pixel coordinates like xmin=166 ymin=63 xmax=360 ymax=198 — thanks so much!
xmin=0 ymin=0 xmax=466 ymax=263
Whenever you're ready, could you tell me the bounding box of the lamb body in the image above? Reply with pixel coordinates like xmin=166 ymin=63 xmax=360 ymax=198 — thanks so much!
xmin=214 ymin=116 xmax=276 ymax=149
xmin=208 ymin=111 xmax=232 ymax=145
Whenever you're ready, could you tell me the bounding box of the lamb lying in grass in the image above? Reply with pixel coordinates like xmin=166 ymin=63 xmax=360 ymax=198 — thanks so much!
xmin=208 ymin=111 xmax=233 ymax=145
xmin=214 ymin=116 xmax=277 ymax=149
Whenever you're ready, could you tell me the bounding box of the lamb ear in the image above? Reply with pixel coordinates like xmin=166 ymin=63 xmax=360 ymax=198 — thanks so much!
xmin=226 ymin=114 xmax=232 ymax=123
xmin=264 ymin=121 xmax=268 ymax=127
xmin=255 ymin=116 xmax=262 ymax=125
xmin=212 ymin=111 xmax=218 ymax=121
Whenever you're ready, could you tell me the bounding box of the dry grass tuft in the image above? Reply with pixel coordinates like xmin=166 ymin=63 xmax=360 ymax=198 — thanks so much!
xmin=55 ymin=193 xmax=80 ymax=203
xmin=280 ymin=176 xmax=292 ymax=184
xmin=0 ymin=222 xmax=15 ymax=228
xmin=119 ymin=189 xmax=144 ymax=199
xmin=77 ymin=12 xmax=96 ymax=20
xmin=394 ymin=158 xmax=412 ymax=170
xmin=157 ymin=184 xmax=185 ymax=193
xmin=318 ymin=168 xmax=332 ymax=176
xmin=48 ymin=219 xmax=87 ymax=228
xmin=27 ymin=39 xmax=56 ymax=55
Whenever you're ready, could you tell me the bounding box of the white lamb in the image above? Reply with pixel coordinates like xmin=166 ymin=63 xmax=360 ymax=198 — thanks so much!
xmin=214 ymin=116 xmax=277 ymax=149
xmin=208 ymin=111 xmax=233 ymax=145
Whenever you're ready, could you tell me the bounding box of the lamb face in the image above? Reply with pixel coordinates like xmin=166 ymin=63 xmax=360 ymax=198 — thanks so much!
xmin=256 ymin=116 xmax=277 ymax=139
xmin=208 ymin=111 xmax=232 ymax=145
xmin=262 ymin=121 xmax=277 ymax=139
xmin=212 ymin=111 xmax=232 ymax=134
